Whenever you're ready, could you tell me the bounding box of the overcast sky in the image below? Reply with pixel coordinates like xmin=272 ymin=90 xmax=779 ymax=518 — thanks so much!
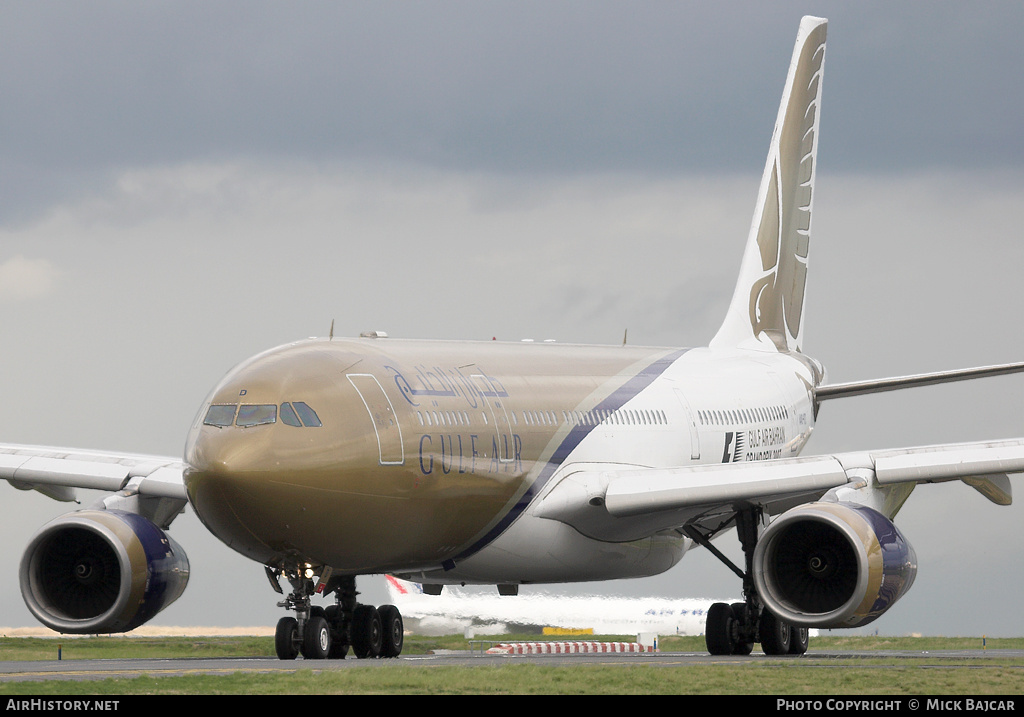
xmin=0 ymin=1 xmax=1022 ymax=638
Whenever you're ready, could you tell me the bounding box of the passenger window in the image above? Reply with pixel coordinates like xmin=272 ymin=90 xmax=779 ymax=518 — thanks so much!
xmin=236 ymin=404 xmax=277 ymax=427
xmin=280 ymin=402 xmax=302 ymax=427
xmin=204 ymin=404 xmax=237 ymax=427
xmin=293 ymin=402 xmax=322 ymax=427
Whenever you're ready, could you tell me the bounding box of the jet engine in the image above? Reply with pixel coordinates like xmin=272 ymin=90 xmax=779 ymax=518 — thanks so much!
xmin=752 ymin=502 xmax=916 ymax=628
xmin=19 ymin=509 xmax=189 ymax=634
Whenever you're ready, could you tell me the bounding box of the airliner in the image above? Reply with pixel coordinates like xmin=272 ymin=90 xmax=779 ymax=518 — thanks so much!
xmin=383 ymin=575 xmax=722 ymax=637
xmin=3 ymin=15 xmax=1023 ymax=660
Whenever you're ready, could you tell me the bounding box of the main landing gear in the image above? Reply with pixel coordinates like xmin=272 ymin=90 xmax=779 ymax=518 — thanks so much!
xmin=686 ymin=507 xmax=809 ymax=657
xmin=268 ymin=567 xmax=404 ymax=660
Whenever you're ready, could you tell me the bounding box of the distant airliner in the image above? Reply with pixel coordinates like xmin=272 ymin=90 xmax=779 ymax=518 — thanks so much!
xmin=3 ymin=16 xmax=1023 ymax=660
xmin=383 ymin=575 xmax=722 ymax=637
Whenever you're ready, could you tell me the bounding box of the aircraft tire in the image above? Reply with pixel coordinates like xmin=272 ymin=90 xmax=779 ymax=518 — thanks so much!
xmin=351 ymin=604 xmax=383 ymax=659
xmin=730 ymin=603 xmax=754 ymax=655
xmin=788 ymin=625 xmax=810 ymax=654
xmin=301 ymin=615 xmax=331 ymax=660
xmin=759 ymin=609 xmax=792 ymax=656
xmin=705 ymin=602 xmax=736 ymax=656
xmin=378 ymin=604 xmax=404 ymax=658
xmin=324 ymin=604 xmax=350 ymax=659
xmin=275 ymin=616 xmax=299 ymax=660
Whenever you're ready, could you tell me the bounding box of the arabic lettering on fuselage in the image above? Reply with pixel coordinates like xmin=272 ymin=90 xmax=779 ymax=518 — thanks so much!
xmin=386 ymin=365 xmax=509 ymax=409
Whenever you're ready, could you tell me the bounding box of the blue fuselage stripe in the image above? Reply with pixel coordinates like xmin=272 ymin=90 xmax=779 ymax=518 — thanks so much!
xmin=451 ymin=348 xmax=689 ymax=564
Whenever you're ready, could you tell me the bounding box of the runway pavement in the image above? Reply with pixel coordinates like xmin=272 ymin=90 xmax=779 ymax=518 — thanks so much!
xmin=3 ymin=649 xmax=1023 ymax=683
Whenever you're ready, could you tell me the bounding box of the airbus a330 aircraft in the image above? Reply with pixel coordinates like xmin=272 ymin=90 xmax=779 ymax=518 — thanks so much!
xmin=383 ymin=575 xmax=722 ymax=637
xmin=3 ymin=16 xmax=1024 ymax=660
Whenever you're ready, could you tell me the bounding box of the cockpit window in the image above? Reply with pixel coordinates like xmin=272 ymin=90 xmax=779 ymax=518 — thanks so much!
xmin=236 ymin=404 xmax=278 ymax=427
xmin=293 ymin=401 xmax=322 ymax=427
xmin=280 ymin=402 xmax=302 ymax=427
xmin=203 ymin=404 xmax=237 ymax=427
xmin=202 ymin=401 xmax=321 ymax=428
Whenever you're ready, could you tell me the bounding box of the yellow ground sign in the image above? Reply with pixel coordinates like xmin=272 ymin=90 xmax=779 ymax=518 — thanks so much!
xmin=542 ymin=627 xmax=594 ymax=636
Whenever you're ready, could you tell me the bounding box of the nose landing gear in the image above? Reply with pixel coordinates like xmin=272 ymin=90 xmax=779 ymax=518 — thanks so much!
xmin=267 ymin=567 xmax=404 ymax=660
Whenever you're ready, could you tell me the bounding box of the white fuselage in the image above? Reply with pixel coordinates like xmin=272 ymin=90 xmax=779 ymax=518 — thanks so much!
xmin=400 ymin=345 xmax=820 ymax=586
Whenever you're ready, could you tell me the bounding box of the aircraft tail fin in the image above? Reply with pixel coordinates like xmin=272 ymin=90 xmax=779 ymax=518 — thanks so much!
xmin=711 ymin=16 xmax=827 ymax=353
xmin=385 ymin=574 xmax=421 ymax=602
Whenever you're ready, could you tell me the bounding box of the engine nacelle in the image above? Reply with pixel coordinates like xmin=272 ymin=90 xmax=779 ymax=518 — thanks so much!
xmin=752 ymin=502 xmax=917 ymax=629
xmin=20 ymin=509 xmax=189 ymax=634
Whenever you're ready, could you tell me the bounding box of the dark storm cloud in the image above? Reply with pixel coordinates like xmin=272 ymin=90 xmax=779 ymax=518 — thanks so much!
xmin=3 ymin=1 xmax=769 ymax=172
xmin=2 ymin=1 xmax=1022 ymax=185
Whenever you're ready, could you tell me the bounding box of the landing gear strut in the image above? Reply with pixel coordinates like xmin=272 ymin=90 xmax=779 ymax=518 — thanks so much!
xmin=268 ymin=567 xmax=404 ymax=660
xmin=686 ymin=507 xmax=809 ymax=657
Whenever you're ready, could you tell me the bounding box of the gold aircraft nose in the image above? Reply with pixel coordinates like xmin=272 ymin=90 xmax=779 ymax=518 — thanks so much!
xmin=182 ymin=341 xmax=371 ymax=568
xmin=182 ymin=338 xmax=530 ymax=575
xmin=182 ymin=388 xmax=431 ymax=573
xmin=184 ymin=419 xmax=431 ymax=573
xmin=184 ymin=428 xmax=286 ymax=566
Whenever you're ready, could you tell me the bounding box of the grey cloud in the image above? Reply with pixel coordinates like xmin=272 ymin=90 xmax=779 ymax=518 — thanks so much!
xmin=3 ymin=1 xmax=1022 ymax=190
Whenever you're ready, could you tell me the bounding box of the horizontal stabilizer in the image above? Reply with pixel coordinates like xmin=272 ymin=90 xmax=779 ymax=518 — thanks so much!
xmin=815 ymin=361 xmax=1024 ymax=402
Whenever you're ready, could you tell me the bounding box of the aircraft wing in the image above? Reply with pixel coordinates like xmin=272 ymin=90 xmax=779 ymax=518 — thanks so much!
xmin=0 ymin=442 xmax=186 ymax=503
xmin=536 ymin=438 xmax=1024 ymax=542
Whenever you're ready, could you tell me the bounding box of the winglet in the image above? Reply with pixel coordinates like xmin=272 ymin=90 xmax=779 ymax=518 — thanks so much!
xmin=711 ymin=16 xmax=827 ymax=352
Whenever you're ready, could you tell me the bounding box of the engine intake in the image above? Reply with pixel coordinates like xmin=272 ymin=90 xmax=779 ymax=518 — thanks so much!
xmin=752 ymin=502 xmax=916 ymax=628
xmin=20 ymin=509 xmax=189 ymax=634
